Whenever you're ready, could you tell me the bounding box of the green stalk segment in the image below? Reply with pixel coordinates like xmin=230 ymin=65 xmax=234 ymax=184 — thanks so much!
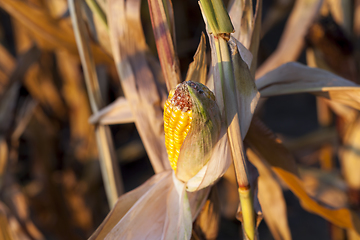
xmin=216 ymin=35 xmax=255 ymax=240
xmin=199 ymin=0 xmax=234 ymax=34
xmin=239 ymin=187 xmax=256 ymax=240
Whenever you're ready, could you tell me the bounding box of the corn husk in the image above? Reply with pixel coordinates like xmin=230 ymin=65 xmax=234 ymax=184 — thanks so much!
xmin=176 ymin=82 xmax=222 ymax=182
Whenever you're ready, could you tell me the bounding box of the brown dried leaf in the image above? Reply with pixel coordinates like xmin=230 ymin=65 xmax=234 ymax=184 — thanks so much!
xmin=193 ymin=187 xmax=221 ymax=240
xmin=147 ymin=0 xmax=180 ymax=90
xmin=228 ymin=0 xmax=253 ymax=48
xmin=88 ymin=171 xmax=171 ymax=239
xmin=89 ymin=97 xmax=134 ymax=125
xmin=256 ymin=0 xmax=323 ymax=78
xmin=247 ymin=149 xmax=292 ymax=240
xmin=256 ymin=62 xmax=360 ymax=110
xmin=108 ymin=0 xmax=170 ymax=173
xmin=340 ymin=115 xmax=360 ymax=188
xmin=0 ymin=0 xmax=112 ymax=64
xmin=185 ymin=33 xmax=207 ymax=85
xmin=0 ymin=44 xmax=15 ymax=77
xmin=249 ymin=0 xmax=262 ymax=79
xmin=0 ymin=45 xmax=41 ymax=97
xmin=246 ymin=119 xmax=360 ymax=235
xmin=0 ymin=202 xmax=31 ymax=240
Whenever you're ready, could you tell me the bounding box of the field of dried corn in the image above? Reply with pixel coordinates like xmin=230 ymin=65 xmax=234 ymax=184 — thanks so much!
xmin=1 ymin=0 xmax=360 ymax=239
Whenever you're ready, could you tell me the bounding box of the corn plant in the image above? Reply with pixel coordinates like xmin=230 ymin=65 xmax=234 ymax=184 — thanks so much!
xmin=1 ymin=0 xmax=360 ymax=239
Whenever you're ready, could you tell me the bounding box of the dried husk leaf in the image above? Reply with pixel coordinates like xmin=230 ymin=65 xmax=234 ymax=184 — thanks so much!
xmin=89 ymin=171 xmax=172 ymax=240
xmin=89 ymin=97 xmax=134 ymax=125
xmin=228 ymin=0 xmax=253 ymax=48
xmin=108 ymin=0 xmax=170 ymax=173
xmin=256 ymin=0 xmax=323 ymax=78
xmin=161 ymin=173 xmax=192 ymax=240
xmin=176 ymin=83 xmax=222 ymax=182
xmin=90 ymin=171 xmax=210 ymax=240
xmin=207 ymin=34 xmax=256 ymax=137
xmin=229 ymin=37 xmax=260 ymax=139
xmin=245 ymin=119 xmax=360 ymax=235
xmin=185 ymin=33 xmax=207 ymax=85
xmin=186 ymin=127 xmax=231 ymax=191
xmin=256 ymin=62 xmax=360 ymax=110
xmin=247 ymin=149 xmax=292 ymax=240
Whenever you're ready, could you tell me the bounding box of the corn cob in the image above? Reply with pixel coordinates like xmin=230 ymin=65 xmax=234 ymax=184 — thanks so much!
xmin=164 ymin=81 xmax=217 ymax=173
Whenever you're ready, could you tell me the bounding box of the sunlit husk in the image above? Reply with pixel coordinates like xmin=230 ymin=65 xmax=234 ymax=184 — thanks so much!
xmin=173 ymin=82 xmax=222 ymax=182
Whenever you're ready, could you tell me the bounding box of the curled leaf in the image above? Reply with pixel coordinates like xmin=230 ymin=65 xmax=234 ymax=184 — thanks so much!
xmin=256 ymin=62 xmax=360 ymax=110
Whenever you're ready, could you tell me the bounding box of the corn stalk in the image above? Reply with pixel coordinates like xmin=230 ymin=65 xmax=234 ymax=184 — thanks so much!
xmin=199 ymin=0 xmax=256 ymax=239
xmin=68 ymin=0 xmax=124 ymax=208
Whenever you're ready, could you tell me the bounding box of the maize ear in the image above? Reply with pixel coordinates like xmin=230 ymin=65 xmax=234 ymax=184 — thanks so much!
xmin=164 ymin=81 xmax=220 ymax=179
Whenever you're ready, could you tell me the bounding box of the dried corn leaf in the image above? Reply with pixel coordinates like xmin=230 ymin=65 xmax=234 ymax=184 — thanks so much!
xmin=108 ymin=0 xmax=169 ymax=173
xmin=256 ymin=0 xmax=323 ymax=78
xmin=89 ymin=97 xmax=134 ymax=125
xmin=193 ymin=187 xmax=221 ymax=240
xmin=247 ymin=149 xmax=292 ymax=240
xmin=228 ymin=0 xmax=253 ymax=48
xmin=0 ymin=45 xmax=41 ymax=97
xmin=327 ymin=0 xmax=352 ymax=33
xmin=88 ymin=171 xmax=171 ymax=240
xmin=0 ymin=0 xmax=112 ymax=64
xmin=0 ymin=138 xmax=8 ymax=181
xmin=90 ymin=171 xmax=210 ymax=240
xmin=0 ymin=44 xmax=15 ymax=77
xmin=147 ymin=0 xmax=180 ymax=90
xmin=248 ymin=0 xmax=262 ymax=78
xmin=69 ymin=0 xmax=123 ymax=207
xmin=261 ymin=0 xmax=295 ymax=37
xmin=0 ymin=202 xmax=31 ymax=240
xmin=57 ymin=50 xmax=98 ymax=161
xmin=185 ymin=33 xmax=207 ymax=85
xmin=256 ymin=62 xmax=360 ymax=110
xmin=340 ymin=115 xmax=360 ymax=189
xmin=246 ymin=119 xmax=360 ymax=235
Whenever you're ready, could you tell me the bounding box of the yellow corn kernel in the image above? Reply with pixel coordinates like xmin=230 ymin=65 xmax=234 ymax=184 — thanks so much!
xmin=164 ymin=97 xmax=192 ymax=172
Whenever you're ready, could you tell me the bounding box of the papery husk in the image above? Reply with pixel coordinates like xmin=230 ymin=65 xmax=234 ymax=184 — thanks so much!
xmin=176 ymin=83 xmax=222 ymax=182
xmin=185 ymin=33 xmax=207 ymax=85
xmin=228 ymin=0 xmax=253 ymax=48
xmin=108 ymin=0 xmax=170 ymax=173
xmin=89 ymin=171 xmax=211 ymax=240
xmin=229 ymin=37 xmax=260 ymax=139
xmin=89 ymin=171 xmax=172 ymax=240
xmin=207 ymin=34 xmax=257 ymax=138
xmin=256 ymin=62 xmax=360 ymax=110
xmin=186 ymin=126 xmax=231 ymax=191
